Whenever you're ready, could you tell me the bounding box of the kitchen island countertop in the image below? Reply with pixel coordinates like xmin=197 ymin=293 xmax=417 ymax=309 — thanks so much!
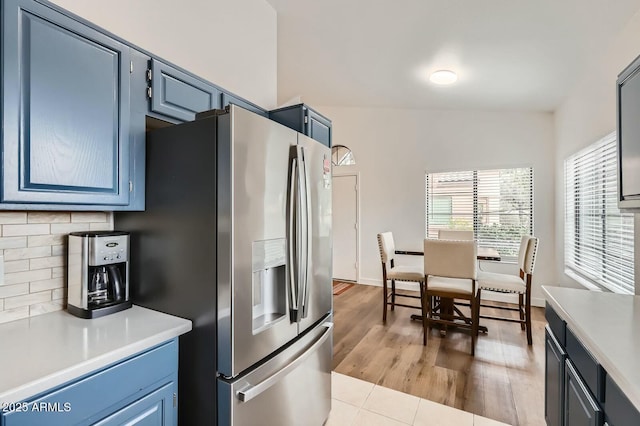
xmin=0 ymin=305 xmax=192 ymax=404
xmin=543 ymin=285 xmax=640 ymax=412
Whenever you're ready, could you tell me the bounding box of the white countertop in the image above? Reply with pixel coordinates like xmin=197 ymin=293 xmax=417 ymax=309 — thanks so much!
xmin=0 ymin=305 xmax=192 ymax=404
xmin=543 ymin=285 xmax=640 ymax=411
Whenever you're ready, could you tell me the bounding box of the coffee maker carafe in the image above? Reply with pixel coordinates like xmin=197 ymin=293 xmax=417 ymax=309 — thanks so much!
xmin=67 ymin=231 xmax=132 ymax=318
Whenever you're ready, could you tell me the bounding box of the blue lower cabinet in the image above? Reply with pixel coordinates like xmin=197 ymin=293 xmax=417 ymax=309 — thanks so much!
xmin=1 ymin=339 xmax=178 ymax=426
xmin=93 ymin=382 xmax=176 ymax=426
xmin=564 ymin=360 xmax=603 ymax=426
xmin=545 ymin=327 xmax=565 ymax=426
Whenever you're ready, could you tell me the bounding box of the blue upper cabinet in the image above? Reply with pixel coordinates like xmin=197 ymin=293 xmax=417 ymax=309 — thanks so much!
xmin=221 ymin=92 xmax=268 ymax=117
xmin=149 ymin=59 xmax=221 ymax=122
xmin=1 ymin=0 xmax=131 ymax=206
xmin=269 ymin=104 xmax=332 ymax=147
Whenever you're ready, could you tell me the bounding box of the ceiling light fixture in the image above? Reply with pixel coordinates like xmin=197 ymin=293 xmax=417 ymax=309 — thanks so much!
xmin=429 ymin=70 xmax=458 ymax=85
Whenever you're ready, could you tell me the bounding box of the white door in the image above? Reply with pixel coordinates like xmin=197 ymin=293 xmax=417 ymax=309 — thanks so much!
xmin=332 ymin=175 xmax=358 ymax=281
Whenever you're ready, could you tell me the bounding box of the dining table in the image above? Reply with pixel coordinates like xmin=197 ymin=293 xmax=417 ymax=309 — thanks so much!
xmin=395 ymin=246 xmax=501 ymax=261
xmin=395 ymin=246 xmax=502 ymax=334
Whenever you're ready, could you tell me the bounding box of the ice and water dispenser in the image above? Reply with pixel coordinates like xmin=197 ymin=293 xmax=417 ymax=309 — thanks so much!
xmin=252 ymin=239 xmax=288 ymax=333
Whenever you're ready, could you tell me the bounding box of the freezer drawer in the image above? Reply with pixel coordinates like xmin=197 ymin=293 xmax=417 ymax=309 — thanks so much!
xmin=218 ymin=321 xmax=332 ymax=426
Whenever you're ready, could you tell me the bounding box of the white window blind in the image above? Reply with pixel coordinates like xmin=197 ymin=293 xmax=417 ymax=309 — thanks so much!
xmin=564 ymin=132 xmax=634 ymax=294
xmin=425 ymin=167 xmax=533 ymax=259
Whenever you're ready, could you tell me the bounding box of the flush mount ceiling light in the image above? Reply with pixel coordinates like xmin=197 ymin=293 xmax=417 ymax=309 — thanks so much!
xmin=429 ymin=70 xmax=458 ymax=85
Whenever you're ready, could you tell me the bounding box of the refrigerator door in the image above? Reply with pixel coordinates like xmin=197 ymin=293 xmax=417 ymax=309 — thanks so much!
xmin=218 ymin=320 xmax=333 ymax=426
xmin=296 ymin=134 xmax=333 ymax=334
xmin=218 ymin=106 xmax=300 ymax=378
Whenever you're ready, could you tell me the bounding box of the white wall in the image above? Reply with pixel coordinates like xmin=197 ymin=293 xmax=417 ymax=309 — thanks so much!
xmin=319 ymin=106 xmax=555 ymax=305
xmin=554 ymin=10 xmax=640 ymax=293
xmin=50 ymin=0 xmax=278 ymax=109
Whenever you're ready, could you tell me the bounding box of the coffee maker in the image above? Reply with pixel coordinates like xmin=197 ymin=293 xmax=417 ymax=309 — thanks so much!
xmin=67 ymin=231 xmax=132 ymax=318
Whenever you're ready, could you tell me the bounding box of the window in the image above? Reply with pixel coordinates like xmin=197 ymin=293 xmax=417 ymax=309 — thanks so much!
xmin=425 ymin=167 xmax=534 ymax=259
xmin=564 ymin=132 xmax=634 ymax=294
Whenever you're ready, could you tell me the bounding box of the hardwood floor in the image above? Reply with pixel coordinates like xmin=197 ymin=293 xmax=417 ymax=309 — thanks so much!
xmin=333 ymin=283 xmax=546 ymax=426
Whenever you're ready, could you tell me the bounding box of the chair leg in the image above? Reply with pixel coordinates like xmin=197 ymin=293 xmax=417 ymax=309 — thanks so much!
xmin=391 ymin=279 xmax=396 ymax=310
xmin=525 ymin=292 xmax=533 ymax=345
xmin=471 ymin=294 xmax=478 ymax=356
xmin=420 ymin=282 xmax=426 ymax=346
xmin=476 ymin=289 xmax=482 ymax=337
xmin=426 ymin=290 xmax=432 ymax=345
xmin=382 ymin=277 xmax=388 ymax=324
xmin=519 ymin=293 xmax=525 ymax=331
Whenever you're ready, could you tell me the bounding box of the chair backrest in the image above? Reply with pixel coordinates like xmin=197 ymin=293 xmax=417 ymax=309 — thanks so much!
xmin=424 ymin=238 xmax=477 ymax=280
xmin=524 ymin=236 xmax=538 ymax=275
xmin=377 ymin=232 xmax=395 ymax=266
xmin=438 ymin=229 xmax=474 ymax=241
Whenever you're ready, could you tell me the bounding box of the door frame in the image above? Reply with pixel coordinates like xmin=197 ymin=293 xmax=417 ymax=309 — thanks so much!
xmin=332 ymin=171 xmax=360 ymax=283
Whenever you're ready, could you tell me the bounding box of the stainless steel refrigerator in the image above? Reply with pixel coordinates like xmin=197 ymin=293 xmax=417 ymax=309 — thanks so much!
xmin=115 ymin=105 xmax=333 ymax=426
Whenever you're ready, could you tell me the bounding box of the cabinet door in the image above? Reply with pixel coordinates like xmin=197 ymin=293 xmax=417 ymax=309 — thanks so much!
xmin=565 ymin=360 xmax=603 ymax=426
xmin=93 ymin=381 xmax=176 ymax=426
xmin=546 ymin=327 xmax=565 ymax=426
xmin=150 ymin=59 xmax=220 ymax=122
xmin=307 ymin=109 xmax=332 ymax=147
xmin=2 ymin=0 xmax=131 ymax=205
xmin=221 ymin=92 xmax=268 ymax=117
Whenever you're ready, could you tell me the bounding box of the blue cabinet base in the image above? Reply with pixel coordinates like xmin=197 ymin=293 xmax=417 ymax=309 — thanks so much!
xmin=0 ymin=339 xmax=179 ymax=426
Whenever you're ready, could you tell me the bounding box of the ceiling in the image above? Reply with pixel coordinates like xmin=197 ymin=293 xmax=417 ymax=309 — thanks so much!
xmin=266 ymin=0 xmax=640 ymax=112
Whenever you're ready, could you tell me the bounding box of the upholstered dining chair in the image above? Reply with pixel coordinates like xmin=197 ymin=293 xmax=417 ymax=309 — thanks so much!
xmin=377 ymin=232 xmax=426 ymax=344
xmin=476 ymin=236 xmax=539 ymax=345
xmin=423 ymin=238 xmax=479 ymax=355
xmin=437 ymin=229 xmax=474 ymax=240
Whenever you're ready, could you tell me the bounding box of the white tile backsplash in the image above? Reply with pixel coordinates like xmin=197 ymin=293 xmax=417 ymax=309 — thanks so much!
xmin=0 ymin=211 xmax=113 ymax=324
xmin=4 ymin=246 xmax=51 ymax=261
xmin=52 ymin=287 xmax=66 ymax=301
xmin=30 ymin=255 xmax=64 ymax=270
xmin=51 ymin=245 xmax=65 ymax=257
xmin=51 ymin=267 xmax=65 ymax=279
xmin=49 ymin=223 xmax=90 ymax=235
xmin=27 ymin=212 xmax=70 ymax=223
xmin=0 ymin=237 xmax=28 ymax=249
xmin=4 ymin=290 xmax=51 ymax=310
xmin=0 ymin=213 xmax=27 ymax=224
xmin=71 ymin=212 xmax=107 ymax=223
xmin=29 ymin=277 xmax=64 ymax=293
xmin=3 ymin=224 xmax=50 ymax=237
xmin=5 ymin=260 xmax=30 ymax=273
xmin=28 ymin=234 xmax=65 ymax=247
xmin=0 ymin=306 xmax=29 ymax=323
xmin=29 ymin=299 xmax=64 ymax=317
xmin=4 ymin=269 xmax=50 ymax=286
xmin=0 ymin=283 xmax=29 ymax=298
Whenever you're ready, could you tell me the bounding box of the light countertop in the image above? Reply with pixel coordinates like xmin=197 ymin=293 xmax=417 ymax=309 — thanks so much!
xmin=0 ymin=305 xmax=192 ymax=404
xmin=543 ymin=285 xmax=640 ymax=411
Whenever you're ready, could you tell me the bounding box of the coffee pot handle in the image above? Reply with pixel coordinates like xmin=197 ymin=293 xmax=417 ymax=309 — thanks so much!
xmin=108 ymin=265 xmax=123 ymax=302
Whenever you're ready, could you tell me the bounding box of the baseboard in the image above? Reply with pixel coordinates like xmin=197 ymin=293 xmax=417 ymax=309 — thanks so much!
xmin=356 ymin=277 xmax=545 ymax=308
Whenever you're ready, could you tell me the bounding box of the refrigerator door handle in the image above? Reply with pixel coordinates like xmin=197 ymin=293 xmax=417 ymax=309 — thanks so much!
xmin=236 ymin=322 xmax=333 ymax=403
xmin=288 ymin=156 xmax=299 ymax=317
xmin=300 ymin=149 xmax=312 ymax=318
xmin=295 ymin=146 xmax=306 ymax=319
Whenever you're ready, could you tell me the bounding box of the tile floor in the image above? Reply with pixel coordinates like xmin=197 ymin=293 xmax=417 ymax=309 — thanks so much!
xmin=327 ymin=372 xmax=511 ymax=426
